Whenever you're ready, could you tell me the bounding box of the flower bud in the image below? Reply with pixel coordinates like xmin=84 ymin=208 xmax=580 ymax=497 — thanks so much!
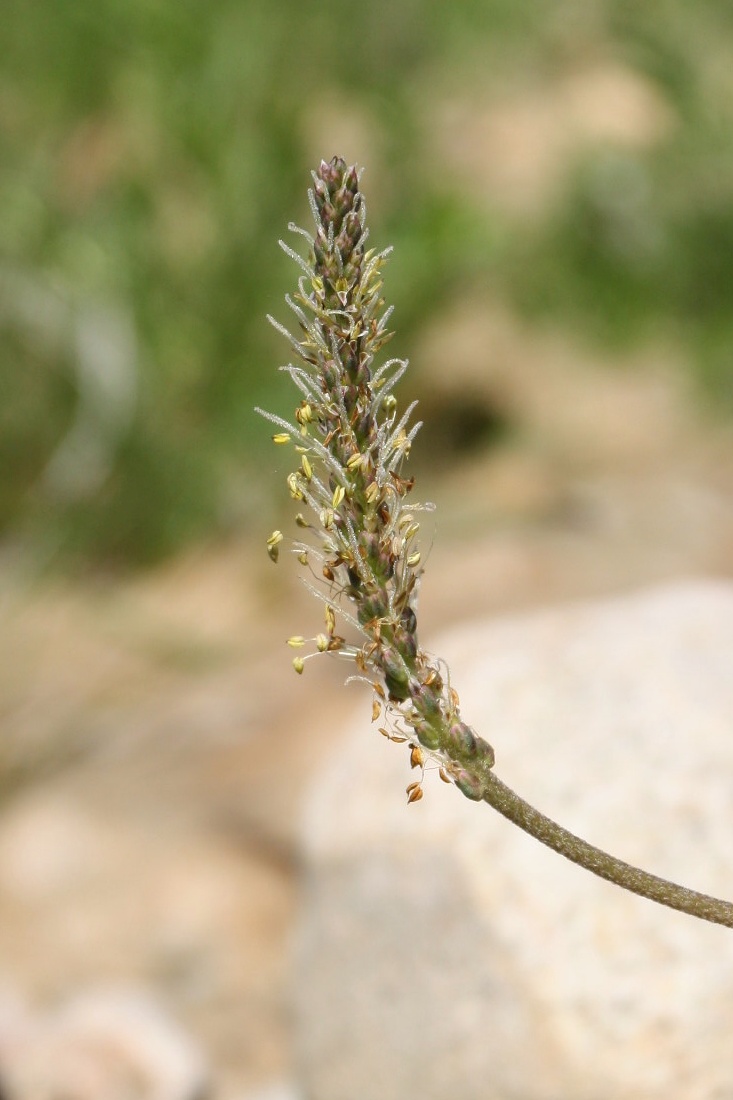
xmin=411 ymin=678 xmax=441 ymax=713
xmin=446 ymin=720 xmax=478 ymax=758
xmin=393 ymin=625 xmax=418 ymax=663
xmin=452 ymin=768 xmax=487 ymax=802
xmin=380 ymin=648 xmax=411 ymax=702
xmin=414 ymin=722 xmax=440 ymax=751
xmin=400 ymin=606 xmax=417 ymax=635
xmin=357 ymin=593 xmax=388 ymax=625
xmin=342 ymin=164 xmax=359 ymax=195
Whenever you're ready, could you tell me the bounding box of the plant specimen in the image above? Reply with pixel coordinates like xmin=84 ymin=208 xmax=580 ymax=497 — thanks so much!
xmin=257 ymin=156 xmax=733 ymax=929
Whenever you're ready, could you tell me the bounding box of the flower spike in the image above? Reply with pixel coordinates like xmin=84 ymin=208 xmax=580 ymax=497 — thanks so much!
xmin=257 ymin=156 xmax=733 ymax=930
xmin=258 ymin=156 xmax=495 ymax=796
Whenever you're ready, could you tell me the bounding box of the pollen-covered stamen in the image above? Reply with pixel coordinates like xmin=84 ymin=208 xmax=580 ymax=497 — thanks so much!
xmin=287 ymin=473 xmax=304 ymax=500
xmin=267 ymin=530 xmax=284 ymax=562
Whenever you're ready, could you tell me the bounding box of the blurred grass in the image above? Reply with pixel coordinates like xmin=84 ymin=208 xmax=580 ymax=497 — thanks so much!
xmin=1 ymin=0 xmax=732 ymax=566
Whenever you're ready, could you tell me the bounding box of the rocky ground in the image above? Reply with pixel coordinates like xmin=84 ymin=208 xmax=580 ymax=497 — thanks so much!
xmin=1 ymin=313 xmax=733 ymax=1097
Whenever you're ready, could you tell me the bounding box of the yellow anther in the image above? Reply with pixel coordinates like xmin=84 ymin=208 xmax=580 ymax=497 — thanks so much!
xmin=287 ymin=473 xmax=304 ymax=500
xmin=272 ymin=433 xmax=291 ymax=444
xmin=295 ymin=514 xmax=310 ymax=528
xmin=315 ymin=633 xmax=329 ymax=652
xmin=320 ymin=508 xmax=334 ymax=529
xmin=365 ymin=482 xmax=380 ymax=504
xmin=332 ymin=485 xmax=345 ymax=508
xmin=325 ymin=604 xmax=336 ymax=634
xmin=266 ymin=530 xmax=283 ymax=563
xmin=346 ymin=452 xmax=363 ymax=470
xmin=301 ymin=454 xmax=313 ymax=481
xmin=297 ymin=552 xmax=309 ymax=565
xmin=292 ymin=657 xmax=305 ymax=674
xmin=287 ymin=636 xmax=306 ymax=648
xmin=406 ymin=552 xmax=421 ymax=568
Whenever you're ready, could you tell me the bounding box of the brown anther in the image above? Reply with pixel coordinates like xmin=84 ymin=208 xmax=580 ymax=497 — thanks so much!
xmin=323 ymin=564 xmax=335 ymax=582
xmin=438 ymin=767 xmax=453 ymax=784
xmin=379 ymin=728 xmax=408 ymax=744
xmin=406 ymin=781 xmax=423 ymax=804
xmin=371 ymin=698 xmax=381 ymax=722
xmin=409 ymin=744 xmax=424 ymax=769
xmin=390 ymin=472 xmax=415 ymax=494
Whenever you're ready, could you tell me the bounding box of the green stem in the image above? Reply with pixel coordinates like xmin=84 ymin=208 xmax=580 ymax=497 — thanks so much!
xmin=483 ymin=772 xmax=733 ymax=928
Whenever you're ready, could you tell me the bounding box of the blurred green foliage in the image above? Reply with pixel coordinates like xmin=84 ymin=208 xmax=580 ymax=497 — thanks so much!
xmin=1 ymin=0 xmax=732 ymax=566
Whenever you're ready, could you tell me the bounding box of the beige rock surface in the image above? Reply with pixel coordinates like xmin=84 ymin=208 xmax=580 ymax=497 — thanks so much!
xmin=295 ymin=582 xmax=733 ymax=1100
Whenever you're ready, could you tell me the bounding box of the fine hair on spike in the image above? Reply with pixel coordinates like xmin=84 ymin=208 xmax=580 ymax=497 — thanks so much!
xmin=277 ymin=239 xmax=313 ymax=277
xmin=288 ymin=221 xmax=315 ymax=246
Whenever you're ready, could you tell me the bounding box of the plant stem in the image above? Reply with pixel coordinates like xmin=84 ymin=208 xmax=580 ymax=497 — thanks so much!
xmin=483 ymin=771 xmax=733 ymax=928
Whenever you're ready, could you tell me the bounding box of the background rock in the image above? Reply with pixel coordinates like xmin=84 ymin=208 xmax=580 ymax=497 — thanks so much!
xmin=294 ymin=581 xmax=733 ymax=1100
xmin=0 ymin=988 xmax=208 ymax=1100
